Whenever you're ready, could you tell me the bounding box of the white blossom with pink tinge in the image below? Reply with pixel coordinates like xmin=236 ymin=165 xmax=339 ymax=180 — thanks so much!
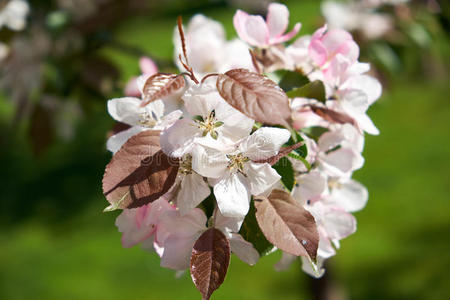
xmin=233 ymin=3 xmax=301 ymax=48
xmin=156 ymin=208 xmax=259 ymax=270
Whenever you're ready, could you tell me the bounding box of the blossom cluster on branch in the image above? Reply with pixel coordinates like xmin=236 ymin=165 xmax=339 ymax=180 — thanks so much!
xmin=102 ymin=3 xmax=381 ymax=298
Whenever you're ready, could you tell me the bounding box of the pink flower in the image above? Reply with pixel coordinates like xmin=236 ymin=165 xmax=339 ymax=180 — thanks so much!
xmin=115 ymin=198 xmax=175 ymax=249
xmin=124 ymin=56 xmax=158 ymax=97
xmin=308 ymin=25 xmax=359 ymax=68
xmin=233 ymin=3 xmax=301 ymax=48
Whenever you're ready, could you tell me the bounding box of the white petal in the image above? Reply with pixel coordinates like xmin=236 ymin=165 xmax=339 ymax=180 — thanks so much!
xmin=160 ymin=118 xmax=200 ymax=157
xmin=214 ymin=172 xmax=250 ymax=218
xmin=191 ymin=141 xmax=229 ymax=178
xmin=356 ymin=113 xmax=379 ymax=135
xmin=240 ymin=127 xmax=291 ymax=161
xmin=301 ymin=256 xmax=325 ymax=278
xmin=157 ymin=209 xmax=207 ymax=238
xmin=156 ymin=110 xmax=183 ymax=129
xmin=244 ymin=162 xmax=281 ymax=196
xmin=340 ymin=89 xmax=369 ymax=116
xmin=320 ymin=148 xmax=364 ymax=176
xmin=106 ymin=126 xmax=143 ymax=154
xmin=215 ymin=100 xmax=254 ymax=143
xmin=292 ymin=171 xmax=327 ymax=203
xmin=323 ymin=207 xmax=356 ymax=240
xmin=160 ymin=233 xmax=202 ymax=270
xmin=214 ymin=208 xmax=245 ymax=233
xmin=243 ymin=15 xmax=269 ymax=47
xmin=318 ymin=130 xmax=345 ymax=152
xmin=183 ymin=84 xmax=221 ymax=117
xmin=329 ymin=179 xmax=368 ymax=212
xmin=274 ymin=252 xmax=297 ymax=271
xmin=107 ymin=97 xmax=143 ymax=125
xmin=343 ymin=75 xmax=382 ymax=105
xmin=229 ymin=233 xmax=260 ymax=265
xmin=176 ymin=173 xmax=211 ymax=215
xmin=266 ymin=3 xmax=289 ymax=38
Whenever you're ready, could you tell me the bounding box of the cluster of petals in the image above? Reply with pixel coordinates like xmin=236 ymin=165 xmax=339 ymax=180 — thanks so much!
xmin=105 ymin=2 xmax=380 ymax=280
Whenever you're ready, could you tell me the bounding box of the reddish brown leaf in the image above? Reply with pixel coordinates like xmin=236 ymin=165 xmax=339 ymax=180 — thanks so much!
xmin=190 ymin=228 xmax=230 ymax=300
xmin=254 ymin=189 xmax=319 ymax=260
xmin=102 ymin=130 xmax=179 ymax=210
xmin=253 ymin=142 xmax=304 ymax=165
xmin=216 ymin=68 xmax=292 ymax=127
xmin=141 ymin=73 xmax=185 ymax=106
xmin=309 ymin=105 xmax=358 ymax=128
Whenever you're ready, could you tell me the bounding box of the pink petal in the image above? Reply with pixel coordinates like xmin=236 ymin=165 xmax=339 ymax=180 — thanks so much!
xmin=308 ymin=39 xmax=328 ymax=66
xmin=139 ymin=57 xmax=158 ymax=75
xmin=124 ymin=77 xmax=140 ymax=97
xmin=269 ymin=22 xmax=301 ymax=44
xmin=233 ymin=10 xmax=251 ymax=44
xmin=243 ymin=15 xmax=270 ymax=47
xmin=266 ymin=3 xmax=289 ymax=39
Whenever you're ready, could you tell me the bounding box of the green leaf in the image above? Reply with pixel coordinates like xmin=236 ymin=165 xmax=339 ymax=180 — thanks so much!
xmin=278 ymin=70 xmax=310 ymax=92
xmin=287 ymin=153 xmax=311 ymax=171
xmin=302 ymin=126 xmax=329 ymax=142
xmin=239 ymin=200 xmax=274 ymax=256
xmin=286 ymin=80 xmax=326 ymax=103
xmin=286 ymin=130 xmax=307 ymax=158
xmin=273 ymin=157 xmax=295 ymax=191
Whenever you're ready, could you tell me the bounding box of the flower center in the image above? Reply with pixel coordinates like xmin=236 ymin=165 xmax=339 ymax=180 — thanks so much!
xmin=179 ymin=155 xmax=193 ymax=175
xmin=139 ymin=111 xmax=158 ymax=127
xmin=193 ymin=110 xmax=223 ymax=139
xmin=226 ymin=153 xmax=249 ymax=174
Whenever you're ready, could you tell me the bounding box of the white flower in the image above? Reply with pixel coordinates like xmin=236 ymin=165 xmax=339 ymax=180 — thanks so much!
xmin=160 ymin=83 xmax=254 ymax=158
xmin=193 ymin=127 xmax=291 ymax=217
xmin=106 ymin=96 xmax=182 ymax=153
xmin=174 ymin=14 xmax=253 ymax=78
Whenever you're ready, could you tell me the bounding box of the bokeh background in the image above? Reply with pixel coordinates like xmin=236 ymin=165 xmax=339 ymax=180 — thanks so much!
xmin=0 ymin=0 xmax=449 ymax=299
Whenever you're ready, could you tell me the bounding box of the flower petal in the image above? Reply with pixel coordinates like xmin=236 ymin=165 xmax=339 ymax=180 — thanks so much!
xmin=266 ymin=3 xmax=289 ymax=39
xmin=106 ymin=126 xmax=143 ymax=154
xmin=240 ymin=127 xmax=291 ymax=161
xmin=176 ymin=173 xmax=211 ymax=215
xmin=107 ymin=97 xmax=143 ymax=125
xmin=244 ymin=162 xmax=281 ymax=196
xmin=328 ymin=179 xmax=368 ymax=212
xmin=160 ymin=118 xmax=200 ymax=157
xmin=229 ymin=233 xmax=260 ymax=265
xmin=214 ymin=172 xmax=250 ymax=217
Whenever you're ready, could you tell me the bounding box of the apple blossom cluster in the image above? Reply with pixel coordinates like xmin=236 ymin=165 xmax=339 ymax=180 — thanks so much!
xmin=102 ymin=3 xmax=381 ymax=298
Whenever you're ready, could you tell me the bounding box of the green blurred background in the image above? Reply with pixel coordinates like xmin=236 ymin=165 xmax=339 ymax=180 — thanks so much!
xmin=0 ymin=0 xmax=449 ymax=299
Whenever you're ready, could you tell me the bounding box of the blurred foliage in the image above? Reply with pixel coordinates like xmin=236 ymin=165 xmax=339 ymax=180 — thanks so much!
xmin=0 ymin=0 xmax=449 ymax=299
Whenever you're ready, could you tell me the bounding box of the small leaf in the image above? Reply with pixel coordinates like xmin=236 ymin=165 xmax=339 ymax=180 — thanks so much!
xmin=286 ymin=80 xmax=326 ymax=103
xmin=278 ymin=70 xmax=310 ymax=92
xmin=272 ymin=157 xmax=295 ymax=191
xmin=286 ymin=130 xmax=308 ymax=158
xmin=102 ymin=130 xmax=179 ymax=209
xmin=254 ymin=190 xmax=319 ymax=260
xmin=216 ymin=68 xmax=291 ymax=127
xmin=239 ymin=200 xmax=274 ymax=256
xmin=191 ymin=228 xmax=230 ymax=300
xmin=309 ymin=105 xmax=358 ymax=127
xmin=302 ymin=126 xmax=329 ymax=141
xmin=141 ymin=73 xmax=185 ymax=106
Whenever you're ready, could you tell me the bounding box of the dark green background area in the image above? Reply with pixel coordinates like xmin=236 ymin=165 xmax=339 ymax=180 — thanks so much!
xmin=0 ymin=1 xmax=449 ymax=299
